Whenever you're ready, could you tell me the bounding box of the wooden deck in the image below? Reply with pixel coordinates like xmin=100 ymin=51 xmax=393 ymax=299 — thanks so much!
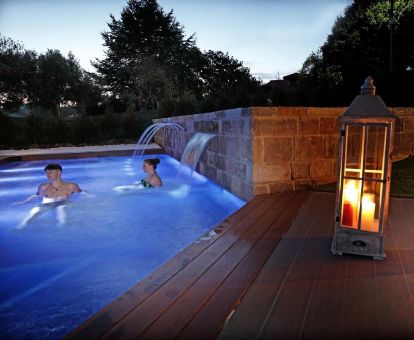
xmin=67 ymin=192 xmax=414 ymax=339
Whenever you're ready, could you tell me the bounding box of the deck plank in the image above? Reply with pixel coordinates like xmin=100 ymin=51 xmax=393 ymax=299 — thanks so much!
xmin=257 ymin=193 xmax=335 ymax=339
xmin=218 ymin=192 xmax=330 ymax=339
xmin=100 ymin=194 xmax=282 ymax=339
xmin=68 ymin=193 xmax=414 ymax=340
xmin=67 ymin=195 xmax=268 ymax=339
xmin=139 ymin=192 xmax=305 ymax=339
xmin=173 ymin=192 xmax=311 ymax=340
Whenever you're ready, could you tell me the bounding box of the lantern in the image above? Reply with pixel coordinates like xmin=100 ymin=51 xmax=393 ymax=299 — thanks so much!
xmin=331 ymin=77 xmax=397 ymax=259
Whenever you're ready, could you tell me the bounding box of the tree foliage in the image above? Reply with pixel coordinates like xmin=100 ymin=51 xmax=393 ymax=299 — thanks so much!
xmin=0 ymin=35 xmax=102 ymax=114
xmin=93 ymin=0 xmax=200 ymax=108
xmin=0 ymin=35 xmax=37 ymax=111
xmin=94 ymin=0 xmax=263 ymax=113
xmin=297 ymin=0 xmax=414 ymax=106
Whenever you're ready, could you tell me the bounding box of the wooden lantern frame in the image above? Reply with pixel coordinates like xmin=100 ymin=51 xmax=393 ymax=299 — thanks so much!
xmin=331 ymin=77 xmax=397 ymax=259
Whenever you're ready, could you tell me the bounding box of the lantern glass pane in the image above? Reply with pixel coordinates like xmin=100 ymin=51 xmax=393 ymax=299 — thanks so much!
xmin=364 ymin=126 xmax=386 ymax=181
xmin=344 ymin=125 xmax=364 ymax=178
xmin=360 ymin=181 xmax=382 ymax=233
xmin=341 ymin=178 xmax=361 ymax=229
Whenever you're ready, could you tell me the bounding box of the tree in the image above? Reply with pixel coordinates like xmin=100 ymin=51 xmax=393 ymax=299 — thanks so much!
xmin=200 ymin=50 xmax=264 ymax=108
xmin=32 ymin=49 xmax=70 ymax=114
xmin=93 ymin=0 xmax=201 ymax=109
xmin=0 ymin=35 xmax=37 ymax=111
xmin=297 ymin=0 xmax=414 ymax=106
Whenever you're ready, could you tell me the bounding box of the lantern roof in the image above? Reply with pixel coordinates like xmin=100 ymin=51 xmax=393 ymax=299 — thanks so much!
xmin=343 ymin=77 xmax=396 ymax=118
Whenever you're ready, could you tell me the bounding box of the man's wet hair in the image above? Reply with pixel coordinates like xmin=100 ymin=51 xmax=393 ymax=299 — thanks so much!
xmin=44 ymin=163 xmax=62 ymax=172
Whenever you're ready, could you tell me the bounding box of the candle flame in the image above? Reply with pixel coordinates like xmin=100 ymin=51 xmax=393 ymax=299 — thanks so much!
xmin=344 ymin=180 xmax=359 ymax=203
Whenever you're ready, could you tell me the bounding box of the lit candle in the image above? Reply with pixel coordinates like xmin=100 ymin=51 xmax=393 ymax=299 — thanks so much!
xmin=342 ymin=201 xmax=354 ymax=226
xmin=342 ymin=180 xmax=359 ymax=228
xmin=361 ymin=195 xmax=377 ymax=232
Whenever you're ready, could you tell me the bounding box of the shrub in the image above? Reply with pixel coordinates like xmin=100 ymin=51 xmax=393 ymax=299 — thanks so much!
xmin=122 ymin=109 xmax=142 ymax=139
xmin=159 ymin=98 xmax=176 ymax=118
xmin=72 ymin=115 xmax=98 ymax=144
xmin=24 ymin=113 xmax=44 ymax=145
xmin=0 ymin=111 xmax=19 ymax=147
xmin=174 ymin=93 xmax=197 ymax=116
xmin=42 ymin=116 xmax=70 ymax=144
xmin=200 ymin=96 xmax=217 ymax=113
xmin=100 ymin=109 xmax=119 ymax=140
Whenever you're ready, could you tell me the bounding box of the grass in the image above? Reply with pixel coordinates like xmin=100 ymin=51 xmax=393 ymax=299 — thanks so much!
xmin=313 ymin=156 xmax=414 ymax=198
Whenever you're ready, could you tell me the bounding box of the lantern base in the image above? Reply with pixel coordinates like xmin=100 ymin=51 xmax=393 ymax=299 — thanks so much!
xmin=331 ymin=228 xmax=385 ymax=260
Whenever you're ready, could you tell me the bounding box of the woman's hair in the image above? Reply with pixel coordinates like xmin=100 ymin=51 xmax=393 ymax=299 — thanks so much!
xmin=44 ymin=163 xmax=62 ymax=172
xmin=144 ymin=158 xmax=160 ymax=169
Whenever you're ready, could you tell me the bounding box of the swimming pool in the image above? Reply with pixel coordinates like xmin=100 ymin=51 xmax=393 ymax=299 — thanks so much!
xmin=0 ymin=155 xmax=245 ymax=339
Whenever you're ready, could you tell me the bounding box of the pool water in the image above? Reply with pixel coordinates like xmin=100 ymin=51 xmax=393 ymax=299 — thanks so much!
xmin=0 ymin=155 xmax=245 ymax=339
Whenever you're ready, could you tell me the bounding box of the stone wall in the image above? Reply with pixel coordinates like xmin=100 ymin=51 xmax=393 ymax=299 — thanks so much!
xmin=154 ymin=107 xmax=414 ymax=201
xmin=154 ymin=108 xmax=253 ymax=200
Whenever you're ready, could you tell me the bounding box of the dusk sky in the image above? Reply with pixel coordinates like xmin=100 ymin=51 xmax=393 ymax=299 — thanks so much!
xmin=0 ymin=0 xmax=352 ymax=83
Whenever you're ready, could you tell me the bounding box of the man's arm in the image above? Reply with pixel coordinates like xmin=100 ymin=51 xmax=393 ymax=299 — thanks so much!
xmin=70 ymin=182 xmax=81 ymax=193
xmin=11 ymin=184 xmax=44 ymax=205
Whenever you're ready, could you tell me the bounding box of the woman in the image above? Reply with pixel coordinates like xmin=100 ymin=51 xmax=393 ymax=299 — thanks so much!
xmin=141 ymin=158 xmax=162 ymax=187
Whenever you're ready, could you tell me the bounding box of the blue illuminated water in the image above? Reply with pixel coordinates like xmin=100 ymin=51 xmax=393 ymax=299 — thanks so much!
xmin=0 ymin=155 xmax=245 ymax=339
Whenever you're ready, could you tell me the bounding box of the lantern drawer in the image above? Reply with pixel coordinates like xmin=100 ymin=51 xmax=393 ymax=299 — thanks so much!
xmin=334 ymin=229 xmax=384 ymax=259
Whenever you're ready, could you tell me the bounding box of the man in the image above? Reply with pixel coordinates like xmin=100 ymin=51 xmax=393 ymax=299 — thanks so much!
xmin=38 ymin=163 xmax=81 ymax=199
xmin=14 ymin=163 xmax=81 ymax=228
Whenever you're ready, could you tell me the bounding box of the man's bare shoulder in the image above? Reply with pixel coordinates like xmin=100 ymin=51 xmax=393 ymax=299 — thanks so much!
xmin=37 ymin=183 xmax=50 ymax=195
xmin=66 ymin=182 xmax=81 ymax=192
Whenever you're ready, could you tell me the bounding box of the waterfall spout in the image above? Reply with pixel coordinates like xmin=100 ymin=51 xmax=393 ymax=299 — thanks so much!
xmin=133 ymin=122 xmax=184 ymax=158
xmin=178 ymin=132 xmax=216 ymax=178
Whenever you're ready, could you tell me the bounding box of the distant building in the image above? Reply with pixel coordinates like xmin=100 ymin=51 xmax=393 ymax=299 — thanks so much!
xmin=265 ymin=72 xmax=299 ymax=90
xmin=262 ymin=72 xmax=299 ymax=105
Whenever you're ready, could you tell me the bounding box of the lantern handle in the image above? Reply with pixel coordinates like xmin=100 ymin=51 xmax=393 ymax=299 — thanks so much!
xmin=361 ymin=76 xmax=376 ymax=95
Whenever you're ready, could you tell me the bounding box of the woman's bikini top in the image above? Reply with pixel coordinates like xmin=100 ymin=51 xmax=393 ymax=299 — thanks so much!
xmin=141 ymin=178 xmax=155 ymax=188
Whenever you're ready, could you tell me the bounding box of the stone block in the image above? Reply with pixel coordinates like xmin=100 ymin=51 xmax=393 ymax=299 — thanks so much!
xmin=299 ymin=117 xmax=319 ymax=134
xmin=240 ymin=180 xmax=253 ymax=201
xmin=203 ymin=164 xmax=218 ymax=181
xmin=269 ymin=181 xmax=294 ymax=193
xmin=392 ymin=107 xmax=414 ymax=116
xmin=395 ymin=116 xmax=403 ymax=132
xmin=310 ymin=159 xmax=334 ymax=179
xmin=292 ymin=161 xmax=309 ymax=180
xmin=307 ymin=107 xmax=346 ymax=116
xmin=210 ymin=153 xmax=226 ymax=170
xmin=239 ymin=138 xmax=252 ymax=161
xmin=216 ymin=108 xmax=243 ymax=119
xmin=394 ymin=132 xmax=414 ymax=157
xmin=264 ymin=137 xmax=294 ymax=162
xmin=277 ymin=107 xmax=307 ymax=116
xmin=253 ymin=162 xmax=291 ymax=183
xmin=403 ymin=117 xmax=414 ymax=132
xmin=216 ymin=170 xmax=231 ymax=190
xmin=294 ymin=180 xmax=313 ymax=191
xmin=253 ymin=117 xmax=298 ymax=136
xmin=223 ymin=119 xmax=245 ymax=135
xmin=217 ymin=136 xmax=227 ymax=155
xmin=231 ymin=176 xmax=243 ymax=199
xmin=194 ymin=120 xmax=219 ymax=133
xmin=209 ymin=136 xmax=219 ymax=153
xmin=226 ymin=137 xmax=239 ymax=160
xmin=324 ymin=135 xmax=339 ymax=159
xmin=295 ymin=135 xmax=324 ymax=160
xmin=250 ymin=107 xmax=278 ymax=117
xmin=319 ymin=117 xmax=337 ymax=134
xmin=225 ymin=161 xmax=247 ymax=179
xmin=253 ymin=184 xmax=269 ymax=195
xmin=252 ymin=137 xmax=264 ymax=163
